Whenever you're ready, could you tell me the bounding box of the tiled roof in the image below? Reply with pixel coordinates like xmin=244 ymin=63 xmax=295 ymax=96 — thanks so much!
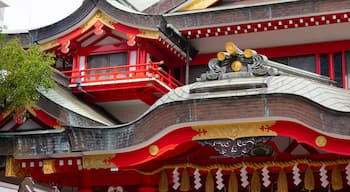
xmin=40 ymin=86 xmax=115 ymax=126
xmin=2 ymin=74 xmax=350 ymax=156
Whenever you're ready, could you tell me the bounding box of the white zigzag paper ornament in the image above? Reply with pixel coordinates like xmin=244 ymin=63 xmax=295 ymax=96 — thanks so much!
xmin=261 ymin=166 xmax=271 ymax=187
xmin=292 ymin=163 xmax=302 ymax=186
xmin=319 ymin=164 xmax=329 ymax=188
xmin=216 ymin=168 xmax=224 ymax=190
xmin=172 ymin=167 xmax=180 ymax=190
xmin=194 ymin=168 xmax=202 ymax=190
xmin=346 ymin=163 xmax=350 ymax=186
xmin=240 ymin=165 xmax=249 ymax=188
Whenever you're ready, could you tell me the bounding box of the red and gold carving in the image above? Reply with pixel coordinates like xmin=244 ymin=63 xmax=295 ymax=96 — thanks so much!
xmin=94 ymin=20 xmax=104 ymax=35
xmin=192 ymin=121 xmax=277 ymax=140
xmin=60 ymin=40 xmax=70 ymax=54
xmin=126 ymin=33 xmax=136 ymax=46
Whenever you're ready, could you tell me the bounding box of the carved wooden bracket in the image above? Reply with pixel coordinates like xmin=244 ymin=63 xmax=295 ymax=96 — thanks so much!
xmin=94 ymin=20 xmax=104 ymax=35
xmin=126 ymin=33 xmax=136 ymax=46
xmin=60 ymin=40 xmax=70 ymax=54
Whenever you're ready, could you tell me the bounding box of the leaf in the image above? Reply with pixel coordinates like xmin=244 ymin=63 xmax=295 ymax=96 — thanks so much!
xmin=0 ymin=36 xmax=56 ymax=112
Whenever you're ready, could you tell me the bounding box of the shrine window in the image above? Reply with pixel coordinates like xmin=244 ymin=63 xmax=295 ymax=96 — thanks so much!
xmin=260 ymin=41 xmax=350 ymax=88
xmin=86 ymin=52 xmax=128 ymax=80
xmin=319 ymin=54 xmax=329 ymax=77
xmin=346 ymin=51 xmax=350 ymax=88
xmin=333 ymin=53 xmax=343 ymax=88
xmin=318 ymin=53 xmax=344 ymax=88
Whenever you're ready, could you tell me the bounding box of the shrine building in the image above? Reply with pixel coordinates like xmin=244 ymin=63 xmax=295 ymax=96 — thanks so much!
xmin=2 ymin=0 xmax=350 ymax=191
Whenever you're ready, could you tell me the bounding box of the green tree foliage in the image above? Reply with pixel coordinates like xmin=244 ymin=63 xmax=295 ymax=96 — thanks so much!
xmin=0 ymin=35 xmax=56 ymax=112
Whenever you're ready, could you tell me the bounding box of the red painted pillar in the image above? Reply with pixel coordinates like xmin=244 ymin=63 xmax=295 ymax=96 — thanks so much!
xmin=138 ymin=186 xmax=157 ymax=192
xmin=78 ymin=170 xmax=93 ymax=192
xmin=341 ymin=50 xmax=347 ymax=88
xmin=315 ymin=53 xmax=320 ymax=74
xmin=329 ymin=53 xmax=335 ymax=80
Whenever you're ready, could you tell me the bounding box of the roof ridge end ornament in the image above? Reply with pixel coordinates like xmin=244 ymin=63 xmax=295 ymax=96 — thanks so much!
xmin=197 ymin=42 xmax=278 ymax=81
xmin=197 ymin=42 xmax=334 ymax=85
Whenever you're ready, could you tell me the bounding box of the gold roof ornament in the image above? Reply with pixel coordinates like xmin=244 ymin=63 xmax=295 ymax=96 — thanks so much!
xmin=197 ymin=41 xmax=278 ymax=81
xmin=197 ymin=41 xmax=332 ymax=84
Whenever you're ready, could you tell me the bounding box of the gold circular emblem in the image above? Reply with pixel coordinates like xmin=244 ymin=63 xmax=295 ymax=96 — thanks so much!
xmin=225 ymin=42 xmax=237 ymax=55
xmin=244 ymin=49 xmax=253 ymax=58
xmin=315 ymin=135 xmax=327 ymax=147
xmin=217 ymin=52 xmax=226 ymax=61
xmin=149 ymin=145 xmax=159 ymax=156
xmin=96 ymin=12 xmax=102 ymax=18
xmin=231 ymin=61 xmax=242 ymax=72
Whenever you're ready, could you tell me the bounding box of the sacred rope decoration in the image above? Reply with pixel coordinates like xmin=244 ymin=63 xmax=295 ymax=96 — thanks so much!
xmin=292 ymin=163 xmax=302 ymax=186
xmin=240 ymin=164 xmax=249 ymax=188
xmin=346 ymin=163 xmax=350 ymax=186
xmin=319 ymin=164 xmax=329 ymax=188
xmin=130 ymin=159 xmax=350 ymax=192
xmin=172 ymin=167 xmax=180 ymax=190
xmin=215 ymin=168 xmax=224 ymax=190
xmin=261 ymin=165 xmax=271 ymax=187
xmin=193 ymin=168 xmax=202 ymax=190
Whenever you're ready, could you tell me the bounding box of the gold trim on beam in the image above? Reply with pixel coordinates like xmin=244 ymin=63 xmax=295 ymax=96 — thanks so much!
xmin=83 ymin=154 xmax=115 ymax=169
xmin=39 ymin=11 xmax=117 ymax=51
xmin=137 ymin=29 xmax=159 ymax=39
xmin=81 ymin=11 xmax=115 ymax=33
xmin=43 ymin=159 xmax=56 ymax=174
xmin=24 ymin=104 xmax=38 ymax=117
xmin=39 ymin=10 xmax=159 ymax=50
xmin=5 ymin=157 xmax=22 ymax=178
xmin=178 ymin=0 xmax=219 ymax=11
xmin=39 ymin=39 xmax=59 ymax=51
xmin=192 ymin=121 xmax=277 ymax=140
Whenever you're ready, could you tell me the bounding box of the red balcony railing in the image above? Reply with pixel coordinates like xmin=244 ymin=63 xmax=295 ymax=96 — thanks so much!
xmin=62 ymin=62 xmax=182 ymax=89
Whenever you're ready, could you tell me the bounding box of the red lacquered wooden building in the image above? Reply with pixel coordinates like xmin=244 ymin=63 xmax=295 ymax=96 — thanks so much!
xmin=2 ymin=0 xmax=350 ymax=192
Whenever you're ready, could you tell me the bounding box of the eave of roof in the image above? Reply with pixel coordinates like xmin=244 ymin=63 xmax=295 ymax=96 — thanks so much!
xmin=29 ymin=0 xmax=162 ymax=43
xmin=164 ymin=0 xmax=350 ymax=30
xmin=39 ymin=85 xmax=115 ymax=126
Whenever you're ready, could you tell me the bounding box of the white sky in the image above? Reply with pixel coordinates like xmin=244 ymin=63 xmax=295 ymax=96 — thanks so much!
xmin=3 ymin=0 xmax=158 ymax=32
xmin=3 ymin=0 xmax=83 ymax=32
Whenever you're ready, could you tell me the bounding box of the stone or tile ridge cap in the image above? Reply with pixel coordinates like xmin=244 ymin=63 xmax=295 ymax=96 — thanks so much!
xmin=158 ymin=76 xmax=350 ymax=113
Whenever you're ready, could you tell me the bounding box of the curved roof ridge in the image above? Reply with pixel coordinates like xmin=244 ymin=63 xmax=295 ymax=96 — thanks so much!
xmin=29 ymin=0 xmax=163 ymax=43
xmin=29 ymin=0 xmax=95 ymax=42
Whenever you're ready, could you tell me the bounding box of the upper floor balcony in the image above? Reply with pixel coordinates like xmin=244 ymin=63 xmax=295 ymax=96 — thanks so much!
xmin=62 ymin=61 xmax=182 ymax=105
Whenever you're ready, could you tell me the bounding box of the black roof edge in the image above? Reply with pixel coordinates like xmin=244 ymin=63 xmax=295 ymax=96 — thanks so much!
xmin=29 ymin=0 xmax=164 ymax=43
xmin=27 ymin=0 xmax=198 ymax=58
xmin=29 ymin=0 xmax=97 ymax=42
xmin=158 ymin=16 xmax=198 ymax=58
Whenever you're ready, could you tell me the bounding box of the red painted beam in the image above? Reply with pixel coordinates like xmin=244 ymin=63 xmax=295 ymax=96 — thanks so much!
xmin=72 ymin=81 xmax=152 ymax=93
xmin=77 ymin=43 xmax=131 ymax=55
xmin=107 ymin=127 xmax=197 ymax=168
xmin=33 ymin=109 xmax=61 ymax=128
xmin=113 ymin=23 xmax=140 ymax=35
xmin=269 ymin=120 xmax=350 ymax=156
